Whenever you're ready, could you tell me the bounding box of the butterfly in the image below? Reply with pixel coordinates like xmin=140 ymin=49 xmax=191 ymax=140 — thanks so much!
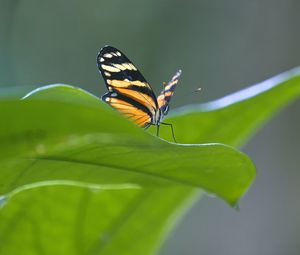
xmin=97 ymin=45 xmax=181 ymax=142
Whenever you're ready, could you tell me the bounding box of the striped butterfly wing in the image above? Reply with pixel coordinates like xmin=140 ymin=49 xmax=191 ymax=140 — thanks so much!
xmin=97 ymin=46 xmax=159 ymax=127
xmin=157 ymin=69 xmax=182 ymax=116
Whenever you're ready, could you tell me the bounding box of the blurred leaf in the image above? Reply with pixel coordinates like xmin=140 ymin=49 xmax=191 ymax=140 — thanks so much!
xmin=160 ymin=66 xmax=300 ymax=146
xmin=1 ymin=65 xmax=300 ymax=255
xmin=0 ymin=185 xmax=196 ymax=255
xmin=0 ymin=85 xmax=37 ymax=99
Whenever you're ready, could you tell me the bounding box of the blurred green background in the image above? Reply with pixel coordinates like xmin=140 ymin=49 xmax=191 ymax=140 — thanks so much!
xmin=0 ymin=0 xmax=299 ymax=254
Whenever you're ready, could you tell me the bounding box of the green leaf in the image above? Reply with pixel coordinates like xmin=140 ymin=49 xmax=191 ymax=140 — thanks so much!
xmin=1 ymin=66 xmax=299 ymax=255
xmin=0 ymin=85 xmax=254 ymax=205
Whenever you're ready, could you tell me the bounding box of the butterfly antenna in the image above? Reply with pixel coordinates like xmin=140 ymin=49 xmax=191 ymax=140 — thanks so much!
xmin=182 ymin=87 xmax=202 ymax=97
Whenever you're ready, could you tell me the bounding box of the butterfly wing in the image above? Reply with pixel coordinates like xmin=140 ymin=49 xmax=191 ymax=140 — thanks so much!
xmin=157 ymin=69 xmax=182 ymax=115
xmin=102 ymin=92 xmax=153 ymax=127
xmin=97 ymin=46 xmax=158 ymax=127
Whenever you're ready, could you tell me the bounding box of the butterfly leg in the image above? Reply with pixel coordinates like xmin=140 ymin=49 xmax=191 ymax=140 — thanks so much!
xmin=160 ymin=122 xmax=177 ymax=143
xmin=145 ymin=124 xmax=161 ymax=139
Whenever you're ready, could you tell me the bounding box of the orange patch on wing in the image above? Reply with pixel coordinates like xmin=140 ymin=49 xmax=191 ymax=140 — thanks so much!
xmin=106 ymin=97 xmax=151 ymax=127
xmin=157 ymin=94 xmax=166 ymax=109
xmin=114 ymin=87 xmax=157 ymax=111
xmin=164 ymin=80 xmax=178 ymax=91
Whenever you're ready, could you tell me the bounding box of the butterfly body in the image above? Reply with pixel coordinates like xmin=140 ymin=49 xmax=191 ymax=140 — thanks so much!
xmin=97 ymin=46 xmax=181 ymax=139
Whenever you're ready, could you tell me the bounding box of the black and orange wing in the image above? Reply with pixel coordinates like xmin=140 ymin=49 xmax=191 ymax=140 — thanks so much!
xmin=157 ymin=69 xmax=182 ymax=115
xmin=97 ymin=46 xmax=158 ymax=127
